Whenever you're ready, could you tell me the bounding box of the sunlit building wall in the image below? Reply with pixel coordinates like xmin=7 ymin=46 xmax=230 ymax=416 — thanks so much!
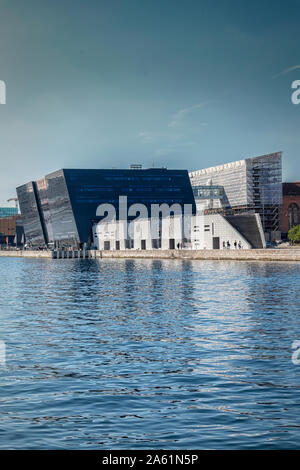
xmin=189 ymin=152 xmax=282 ymax=238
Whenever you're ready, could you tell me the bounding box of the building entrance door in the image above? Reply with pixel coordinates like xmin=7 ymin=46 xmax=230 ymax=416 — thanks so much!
xmin=212 ymin=237 xmax=220 ymax=249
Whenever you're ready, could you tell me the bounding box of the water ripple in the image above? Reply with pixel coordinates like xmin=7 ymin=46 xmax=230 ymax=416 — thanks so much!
xmin=0 ymin=258 xmax=300 ymax=449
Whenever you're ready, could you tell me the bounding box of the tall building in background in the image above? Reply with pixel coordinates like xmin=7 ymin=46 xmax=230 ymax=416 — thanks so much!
xmin=17 ymin=168 xmax=196 ymax=247
xmin=189 ymin=152 xmax=282 ymax=239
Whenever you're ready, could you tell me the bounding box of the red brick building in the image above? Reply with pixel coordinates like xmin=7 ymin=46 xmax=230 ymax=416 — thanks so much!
xmin=0 ymin=215 xmax=19 ymax=245
xmin=280 ymin=182 xmax=300 ymax=236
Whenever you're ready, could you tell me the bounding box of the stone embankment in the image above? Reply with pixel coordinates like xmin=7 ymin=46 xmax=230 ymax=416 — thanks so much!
xmin=0 ymin=249 xmax=96 ymax=259
xmin=99 ymin=248 xmax=300 ymax=262
xmin=1 ymin=248 xmax=300 ymax=261
xmin=0 ymin=250 xmax=52 ymax=258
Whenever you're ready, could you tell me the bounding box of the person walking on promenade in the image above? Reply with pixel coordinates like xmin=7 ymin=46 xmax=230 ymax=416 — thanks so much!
xmin=234 ymin=240 xmax=237 ymax=249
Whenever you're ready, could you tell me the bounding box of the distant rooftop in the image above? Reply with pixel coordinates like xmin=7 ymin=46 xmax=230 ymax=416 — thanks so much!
xmin=190 ymin=152 xmax=282 ymax=177
xmin=283 ymin=182 xmax=300 ymax=196
xmin=0 ymin=207 xmax=18 ymax=218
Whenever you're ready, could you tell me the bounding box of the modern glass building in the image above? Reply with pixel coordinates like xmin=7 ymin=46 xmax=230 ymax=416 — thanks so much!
xmin=17 ymin=168 xmax=196 ymax=247
xmin=0 ymin=207 xmax=18 ymax=218
xmin=192 ymin=184 xmax=228 ymax=212
xmin=189 ymin=152 xmax=282 ymax=236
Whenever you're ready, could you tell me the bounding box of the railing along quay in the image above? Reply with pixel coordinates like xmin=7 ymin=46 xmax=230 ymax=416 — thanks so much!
xmin=52 ymin=249 xmax=97 ymax=259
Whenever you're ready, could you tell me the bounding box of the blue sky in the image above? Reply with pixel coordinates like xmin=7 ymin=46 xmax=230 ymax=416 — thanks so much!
xmin=0 ymin=0 xmax=300 ymax=204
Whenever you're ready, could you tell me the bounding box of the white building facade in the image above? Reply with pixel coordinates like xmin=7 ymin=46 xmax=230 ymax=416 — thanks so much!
xmin=191 ymin=213 xmax=252 ymax=250
xmin=189 ymin=152 xmax=282 ymax=239
xmin=93 ymin=213 xmax=256 ymax=251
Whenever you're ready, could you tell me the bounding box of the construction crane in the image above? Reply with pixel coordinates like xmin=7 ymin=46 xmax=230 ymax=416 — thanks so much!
xmin=7 ymin=197 xmax=19 ymax=210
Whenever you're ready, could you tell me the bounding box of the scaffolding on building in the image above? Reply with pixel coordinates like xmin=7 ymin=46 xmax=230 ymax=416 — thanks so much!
xmin=189 ymin=152 xmax=282 ymax=237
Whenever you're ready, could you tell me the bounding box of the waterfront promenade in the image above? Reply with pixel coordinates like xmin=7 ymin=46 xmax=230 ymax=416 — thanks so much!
xmin=1 ymin=248 xmax=300 ymax=261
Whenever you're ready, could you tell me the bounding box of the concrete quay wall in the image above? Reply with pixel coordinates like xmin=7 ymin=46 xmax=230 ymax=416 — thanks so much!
xmin=0 ymin=249 xmax=300 ymax=261
xmin=98 ymin=249 xmax=300 ymax=262
xmin=0 ymin=250 xmax=97 ymax=259
xmin=0 ymin=250 xmax=52 ymax=258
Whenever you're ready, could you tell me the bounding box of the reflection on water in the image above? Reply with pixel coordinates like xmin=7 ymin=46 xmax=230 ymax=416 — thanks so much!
xmin=0 ymin=258 xmax=300 ymax=449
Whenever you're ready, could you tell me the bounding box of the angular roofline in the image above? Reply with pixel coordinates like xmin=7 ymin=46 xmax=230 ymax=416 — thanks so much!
xmin=189 ymin=152 xmax=282 ymax=177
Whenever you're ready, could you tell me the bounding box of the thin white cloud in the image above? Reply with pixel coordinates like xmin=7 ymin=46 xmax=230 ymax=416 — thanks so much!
xmin=138 ymin=131 xmax=170 ymax=144
xmin=168 ymin=101 xmax=211 ymax=128
xmin=273 ymin=65 xmax=300 ymax=79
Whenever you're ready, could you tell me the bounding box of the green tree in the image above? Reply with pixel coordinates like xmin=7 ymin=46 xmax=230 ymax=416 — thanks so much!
xmin=288 ymin=225 xmax=300 ymax=243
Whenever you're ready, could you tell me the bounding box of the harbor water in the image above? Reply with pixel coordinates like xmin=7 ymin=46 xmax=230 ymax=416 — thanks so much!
xmin=0 ymin=257 xmax=299 ymax=449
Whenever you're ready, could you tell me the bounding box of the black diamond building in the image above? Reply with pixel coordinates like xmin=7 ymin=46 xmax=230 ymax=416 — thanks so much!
xmin=16 ymin=168 xmax=196 ymax=247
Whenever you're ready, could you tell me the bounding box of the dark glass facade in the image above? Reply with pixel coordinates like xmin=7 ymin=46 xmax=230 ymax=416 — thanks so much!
xmin=45 ymin=170 xmax=78 ymax=244
xmin=35 ymin=177 xmax=54 ymax=244
xmin=17 ymin=168 xmax=196 ymax=246
xmin=16 ymin=182 xmax=45 ymax=245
